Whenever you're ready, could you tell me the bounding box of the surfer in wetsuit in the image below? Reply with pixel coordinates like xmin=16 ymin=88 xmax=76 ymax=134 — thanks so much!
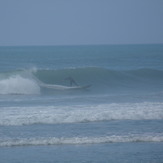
xmin=64 ymin=77 xmax=78 ymax=86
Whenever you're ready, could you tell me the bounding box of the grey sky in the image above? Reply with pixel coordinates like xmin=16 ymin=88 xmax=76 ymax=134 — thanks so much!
xmin=0 ymin=0 xmax=163 ymax=46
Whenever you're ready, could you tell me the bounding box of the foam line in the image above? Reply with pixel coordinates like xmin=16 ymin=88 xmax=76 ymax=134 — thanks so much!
xmin=0 ymin=102 xmax=163 ymax=126
xmin=1 ymin=134 xmax=163 ymax=147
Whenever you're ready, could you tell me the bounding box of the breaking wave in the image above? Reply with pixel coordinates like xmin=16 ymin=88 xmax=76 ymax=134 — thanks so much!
xmin=0 ymin=75 xmax=40 ymax=95
xmin=1 ymin=134 xmax=163 ymax=147
xmin=0 ymin=102 xmax=163 ymax=126
xmin=0 ymin=67 xmax=163 ymax=94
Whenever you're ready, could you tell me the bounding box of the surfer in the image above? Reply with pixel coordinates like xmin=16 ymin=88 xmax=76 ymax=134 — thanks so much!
xmin=64 ymin=77 xmax=78 ymax=86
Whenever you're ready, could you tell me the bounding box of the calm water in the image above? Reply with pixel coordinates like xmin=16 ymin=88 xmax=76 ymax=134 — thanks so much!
xmin=0 ymin=44 xmax=163 ymax=163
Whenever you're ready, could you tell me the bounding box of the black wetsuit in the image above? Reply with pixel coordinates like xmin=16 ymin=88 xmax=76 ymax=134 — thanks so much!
xmin=64 ymin=77 xmax=78 ymax=86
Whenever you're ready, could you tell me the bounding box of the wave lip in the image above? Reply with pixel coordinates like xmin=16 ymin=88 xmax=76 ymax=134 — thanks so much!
xmin=1 ymin=134 xmax=163 ymax=147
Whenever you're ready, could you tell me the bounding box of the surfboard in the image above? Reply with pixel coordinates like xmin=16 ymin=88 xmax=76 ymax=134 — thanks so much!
xmin=40 ymin=83 xmax=91 ymax=90
xmin=68 ymin=84 xmax=92 ymax=90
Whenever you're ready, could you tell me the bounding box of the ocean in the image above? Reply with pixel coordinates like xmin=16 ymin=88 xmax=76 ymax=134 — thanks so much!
xmin=0 ymin=44 xmax=163 ymax=163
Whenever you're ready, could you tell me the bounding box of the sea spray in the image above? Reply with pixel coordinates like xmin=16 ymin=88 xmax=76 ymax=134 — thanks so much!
xmin=0 ymin=75 xmax=40 ymax=95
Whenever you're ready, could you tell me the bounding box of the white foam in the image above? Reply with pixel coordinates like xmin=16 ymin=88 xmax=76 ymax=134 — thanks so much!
xmin=1 ymin=134 xmax=163 ymax=147
xmin=0 ymin=102 xmax=163 ymax=126
xmin=0 ymin=75 xmax=40 ymax=95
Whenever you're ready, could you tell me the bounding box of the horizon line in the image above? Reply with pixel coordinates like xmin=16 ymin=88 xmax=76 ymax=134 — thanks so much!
xmin=0 ymin=43 xmax=163 ymax=47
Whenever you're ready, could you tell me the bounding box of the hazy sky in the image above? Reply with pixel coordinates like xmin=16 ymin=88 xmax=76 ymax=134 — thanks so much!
xmin=0 ymin=0 xmax=163 ymax=46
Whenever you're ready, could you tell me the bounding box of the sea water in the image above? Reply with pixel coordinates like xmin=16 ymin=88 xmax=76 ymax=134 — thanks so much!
xmin=0 ymin=44 xmax=163 ymax=163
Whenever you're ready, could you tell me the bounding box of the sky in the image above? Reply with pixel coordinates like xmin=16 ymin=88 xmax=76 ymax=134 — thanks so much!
xmin=0 ymin=0 xmax=163 ymax=46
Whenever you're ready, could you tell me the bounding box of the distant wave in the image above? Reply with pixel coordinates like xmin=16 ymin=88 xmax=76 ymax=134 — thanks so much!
xmin=1 ymin=133 xmax=163 ymax=147
xmin=1 ymin=102 xmax=163 ymax=126
xmin=0 ymin=67 xmax=163 ymax=94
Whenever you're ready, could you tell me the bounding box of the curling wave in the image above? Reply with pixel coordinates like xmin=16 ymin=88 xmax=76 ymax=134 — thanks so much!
xmin=0 ymin=67 xmax=163 ymax=94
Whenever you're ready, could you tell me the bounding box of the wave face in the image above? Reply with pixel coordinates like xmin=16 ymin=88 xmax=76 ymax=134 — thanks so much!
xmin=0 ymin=67 xmax=163 ymax=95
xmin=1 ymin=102 xmax=163 ymax=126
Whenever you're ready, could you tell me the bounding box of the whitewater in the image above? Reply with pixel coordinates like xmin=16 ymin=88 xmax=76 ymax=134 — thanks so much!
xmin=0 ymin=102 xmax=163 ymax=126
xmin=0 ymin=44 xmax=163 ymax=163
